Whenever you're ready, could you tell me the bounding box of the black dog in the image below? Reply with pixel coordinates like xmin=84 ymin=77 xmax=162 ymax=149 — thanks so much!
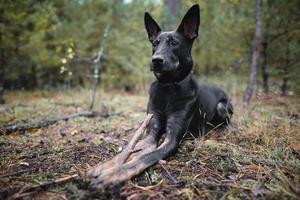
xmin=88 ymin=4 xmax=233 ymax=187
xmin=144 ymin=4 xmax=233 ymax=155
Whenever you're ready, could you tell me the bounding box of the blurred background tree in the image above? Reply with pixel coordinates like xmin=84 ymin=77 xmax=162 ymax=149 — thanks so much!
xmin=0 ymin=0 xmax=299 ymax=103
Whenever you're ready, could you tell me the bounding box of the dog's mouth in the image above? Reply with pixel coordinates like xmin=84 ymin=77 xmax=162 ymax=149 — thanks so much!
xmin=151 ymin=68 xmax=167 ymax=77
xmin=150 ymin=65 xmax=163 ymax=72
xmin=151 ymin=68 xmax=164 ymax=73
xmin=150 ymin=61 xmax=179 ymax=72
xmin=153 ymin=71 xmax=164 ymax=78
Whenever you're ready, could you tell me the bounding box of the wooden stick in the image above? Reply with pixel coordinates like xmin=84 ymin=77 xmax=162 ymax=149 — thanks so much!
xmin=0 ymin=111 xmax=121 ymax=135
xmin=0 ymin=170 xmax=30 ymax=178
xmin=117 ymin=114 xmax=153 ymax=165
xmin=9 ymin=174 xmax=78 ymax=199
xmin=86 ymin=114 xmax=153 ymax=179
xmin=158 ymin=160 xmax=177 ymax=184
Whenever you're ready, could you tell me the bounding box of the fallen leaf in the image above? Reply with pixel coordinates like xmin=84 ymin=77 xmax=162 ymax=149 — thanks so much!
xmin=71 ymin=129 xmax=78 ymax=136
xmin=252 ymin=185 xmax=262 ymax=197
xmin=19 ymin=161 xmax=29 ymax=166
xmin=290 ymin=143 xmax=300 ymax=153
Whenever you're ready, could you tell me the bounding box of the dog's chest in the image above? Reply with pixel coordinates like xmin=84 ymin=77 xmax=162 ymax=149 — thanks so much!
xmin=149 ymin=81 xmax=197 ymax=115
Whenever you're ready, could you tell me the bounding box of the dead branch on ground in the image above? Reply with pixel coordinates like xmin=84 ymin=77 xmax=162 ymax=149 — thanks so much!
xmin=87 ymin=114 xmax=154 ymax=186
xmin=9 ymin=174 xmax=78 ymax=200
xmin=0 ymin=111 xmax=121 ymax=135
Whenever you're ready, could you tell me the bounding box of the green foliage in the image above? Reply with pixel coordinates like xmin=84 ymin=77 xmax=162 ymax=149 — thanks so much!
xmin=262 ymin=0 xmax=300 ymax=94
xmin=0 ymin=0 xmax=299 ymax=94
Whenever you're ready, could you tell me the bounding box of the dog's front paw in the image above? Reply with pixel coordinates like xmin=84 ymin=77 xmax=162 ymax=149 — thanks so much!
xmin=89 ymin=166 xmax=127 ymax=188
xmin=87 ymin=156 xmax=119 ymax=178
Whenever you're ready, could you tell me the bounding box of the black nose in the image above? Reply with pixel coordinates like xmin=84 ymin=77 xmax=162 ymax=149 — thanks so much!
xmin=152 ymin=56 xmax=164 ymax=66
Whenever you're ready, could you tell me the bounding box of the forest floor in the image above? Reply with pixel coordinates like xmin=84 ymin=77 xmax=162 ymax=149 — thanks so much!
xmin=0 ymin=81 xmax=299 ymax=199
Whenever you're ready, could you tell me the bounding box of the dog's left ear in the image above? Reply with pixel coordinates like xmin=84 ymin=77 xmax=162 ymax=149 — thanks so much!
xmin=177 ymin=4 xmax=200 ymax=40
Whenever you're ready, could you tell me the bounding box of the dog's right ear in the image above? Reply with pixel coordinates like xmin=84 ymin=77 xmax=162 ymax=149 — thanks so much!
xmin=144 ymin=12 xmax=161 ymax=43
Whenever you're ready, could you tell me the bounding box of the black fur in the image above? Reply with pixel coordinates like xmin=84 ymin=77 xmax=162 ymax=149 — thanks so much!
xmin=144 ymin=5 xmax=233 ymax=158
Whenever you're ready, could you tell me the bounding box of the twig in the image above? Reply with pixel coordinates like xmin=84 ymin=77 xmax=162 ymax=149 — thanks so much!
xmin=158 ymin=160 xmax=177 ymax=184
xmin=0 ymin=170 xmax=30 ymax=178
xmin=201 ymin=154 xmax=218 ymax=162
xmin=131 ymin=179 xmax=164 ymax=191
xmin=10 ymin=174 xmax=78 ymax=199
xmin=200 ymin=180 xmax=251 ymax=190
xmin=0 ymin=111 xmax=121 ymax=134
xmin=117 ymin=114 xmax=153 ymax=165
xmin=53 ymin=102 xmax=82 ymax=108
xmin=203 ymin=122 xmax=224 ymax=139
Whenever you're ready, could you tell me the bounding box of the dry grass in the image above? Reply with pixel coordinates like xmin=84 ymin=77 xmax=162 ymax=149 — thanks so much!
xmin=0 ymin=82 xmax=299 ymax=199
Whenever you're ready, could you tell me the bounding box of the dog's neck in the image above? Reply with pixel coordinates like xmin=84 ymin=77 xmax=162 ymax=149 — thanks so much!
xmin=157 ymin=72 xmax=192 ymax=93
xmin=155 ymin=63 xmax=193 ymax=83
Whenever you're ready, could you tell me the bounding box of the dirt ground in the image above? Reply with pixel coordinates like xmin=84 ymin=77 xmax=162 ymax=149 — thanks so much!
xmin=0 ymin=88 xmax=299 ymax=200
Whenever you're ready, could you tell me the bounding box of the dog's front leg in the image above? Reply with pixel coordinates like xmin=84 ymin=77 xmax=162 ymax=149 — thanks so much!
xmin=92 ymin=115 xmax=190 ymax=187
xmin=132 ymin=114 xmax=163 ymax=154
xmin=88 ymin=114 xmax=163 ymax=185
xmin=87 ymin=114 xmax=153 ymax=178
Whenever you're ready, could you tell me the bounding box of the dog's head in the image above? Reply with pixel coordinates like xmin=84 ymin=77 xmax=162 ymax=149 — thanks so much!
xmin=144 ymin=4 xmax=200 ymax=83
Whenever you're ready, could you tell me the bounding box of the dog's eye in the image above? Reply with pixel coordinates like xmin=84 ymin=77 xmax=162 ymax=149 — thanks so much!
xmin=152 ymin=40 xmax=160 ymax=47
xmin=170 ymin=40 xmax=178 ymax=47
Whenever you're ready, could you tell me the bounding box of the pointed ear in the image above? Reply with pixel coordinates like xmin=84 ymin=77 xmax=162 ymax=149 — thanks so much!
xmin=144 ymin=12 xmax=161 ymax=42
xmin=177 ymin=4 xmax=200 ymax=40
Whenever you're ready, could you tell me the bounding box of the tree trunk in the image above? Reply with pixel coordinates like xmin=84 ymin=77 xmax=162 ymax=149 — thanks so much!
xmin=0 ymin=33 xmax=5 ymax=104
xmin=281 ymin=76 xmax=288 ymax=96
xmin=261 ymin=32 xmax=269 ymax=93
xmin=243 ymin=0 xmax=262 ymax=106
xmin=0 ymin=67 xmax=4 ymax=104
xmin=164 ymin=0 xmax=180 ymax=30
xmin=89 ymin=25 xmax=110 ymax=111
xmin=30 ymin=65 xmax=38 ymax=88
xmin=281 ymin=36 xmax=291 ymax=96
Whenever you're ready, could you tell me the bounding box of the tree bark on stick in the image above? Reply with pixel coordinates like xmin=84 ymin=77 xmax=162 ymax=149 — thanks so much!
xmin=243 ymin=0 xmax=262 ymax=106
xmin=9 ymin=174 xmax=78 ymax=199
xmin=0 ymin=111 xmax=121 ymax=134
